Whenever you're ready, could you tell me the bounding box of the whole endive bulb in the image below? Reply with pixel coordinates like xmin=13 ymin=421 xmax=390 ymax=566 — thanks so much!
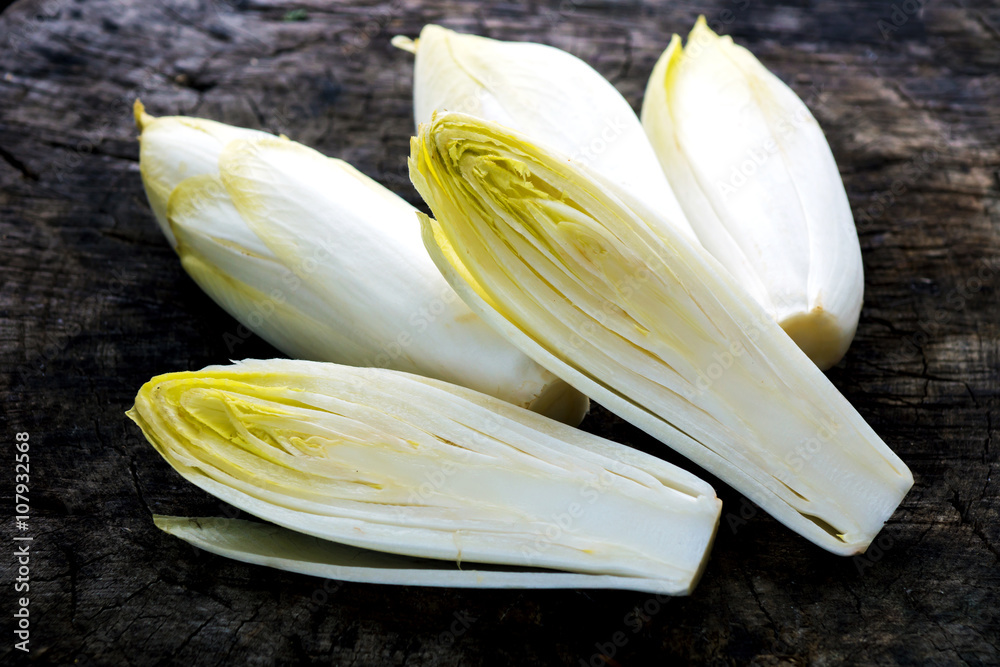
xmin=134 ymin=102 xmax=587 ymax=424
xmin=392 ymin=25 xmax=696 ymax=239
xmin=128 ymin=359 xmax=722 ymax=595
xmin=641 ymin=18 xmax=864 ymax=369
xmin=409 ymin=112 xmax=912 ymax=556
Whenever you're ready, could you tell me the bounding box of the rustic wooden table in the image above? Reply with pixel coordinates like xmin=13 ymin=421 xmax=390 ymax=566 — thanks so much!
xmin=2 ymin=0 xmax=998 ymax=664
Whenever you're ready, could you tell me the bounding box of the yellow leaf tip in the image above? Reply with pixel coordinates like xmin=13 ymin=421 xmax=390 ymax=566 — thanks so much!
xmin=688 ymin=14 xmax=718 ymax=43
xmin=390 ymin=34 xmax=417 ymax=54
xmin=133 ymin=99 xmax=159 ymax=133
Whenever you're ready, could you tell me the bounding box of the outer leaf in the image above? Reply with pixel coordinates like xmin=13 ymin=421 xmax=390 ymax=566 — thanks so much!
xmin=155 ymin=516 xmax=709 ymax=594
xmin=134 ymin=100 xmax=272 ymax=247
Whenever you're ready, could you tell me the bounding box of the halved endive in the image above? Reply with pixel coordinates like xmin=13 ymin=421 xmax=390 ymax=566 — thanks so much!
xmin=409 ymin=112 xmax=913 ymax=556
xmin=134 ymin=102 xmax=587 ymax=424
xmin=128 ymin=359 xmax=722 ymax=594
xmin=641 ymin=18 xmax=863 ymax=369
xmin=392 ymin=25 xmax=696 ymax=239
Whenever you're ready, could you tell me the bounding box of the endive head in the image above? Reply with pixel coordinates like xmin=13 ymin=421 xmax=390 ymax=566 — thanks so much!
xmin=135 ymin=104 xmax=588 ymax=425
xmin=409 ymin=112 xmax=911 ymax=555
xmin=128 ymin=359 xmax=721 ymax=593
xmin=133 ymin=99 xmax=274 ymax=247
xmin=166 ymin=172 xmax=347 ymax=363
xmin=393 ymin=25 xmax=695 ymax=236
xmin=640 ymin=18 xmax=863 ymax=369
xmin=163 ymin=138 xmax=429 ymax=367
xmin=166 ymin=135 xmax=587 ymax=424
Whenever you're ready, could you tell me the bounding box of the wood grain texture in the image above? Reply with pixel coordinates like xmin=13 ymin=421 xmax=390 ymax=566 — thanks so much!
xmin=1 ymin=0 xmax=998 ymax=664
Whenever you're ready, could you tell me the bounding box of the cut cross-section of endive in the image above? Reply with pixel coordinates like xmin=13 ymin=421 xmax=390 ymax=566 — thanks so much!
xmin=641 ymin=18 xmax=863 ymax=369
xmin=408 ymin=112 xmax=913 ymax=556
xmin=392 ymin=25 xmax=696 ymax=240
xmin=135 ymin=102 xmax=588 ymax=424
xmin=128 ymin=359 xmax=722 ymax=595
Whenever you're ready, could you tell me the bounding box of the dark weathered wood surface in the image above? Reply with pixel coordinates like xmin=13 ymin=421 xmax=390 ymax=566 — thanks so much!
xmin=1 ymin=0 xmax=998 ymax=664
